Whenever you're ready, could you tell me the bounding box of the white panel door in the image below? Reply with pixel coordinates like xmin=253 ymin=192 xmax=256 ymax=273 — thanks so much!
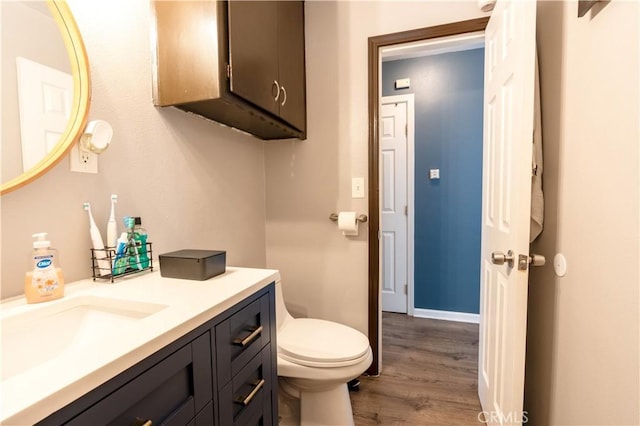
xmin=380 ymin=99 xmax=408 ymax=313
xmin=16 ymin=56 xmax=73 ymax=172
xmin=478 ymin=1 xmax=536 ymax=425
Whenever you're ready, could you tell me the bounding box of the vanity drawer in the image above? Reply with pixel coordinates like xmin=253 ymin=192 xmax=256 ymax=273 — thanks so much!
xmin=65 ymin=332 xmax=212 ymax=426
xmin=218 ymin=346 xmax=273 ymax=426
xmin=215 ymin=293 xmax=271 ymax=385
xmin=187 ymin=401 xmax=214 ymax=426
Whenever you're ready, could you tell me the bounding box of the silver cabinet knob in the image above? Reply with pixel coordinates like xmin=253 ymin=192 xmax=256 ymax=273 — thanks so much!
xmin=491 ymin=250 xmax=514 ymax=268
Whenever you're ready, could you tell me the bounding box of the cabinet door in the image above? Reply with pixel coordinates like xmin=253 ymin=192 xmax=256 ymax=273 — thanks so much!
xmin=277 ymin=1 xmax=306 ymax=132
xmin=189 ymin=401 xmax=214 ymax=426
xmin=152 ymin=1 xmax=222 ymax=106
xmin=228 ymin=1 xmax=279 ymax=116
xmin=64 ymin=333 xmax=212 ymax=426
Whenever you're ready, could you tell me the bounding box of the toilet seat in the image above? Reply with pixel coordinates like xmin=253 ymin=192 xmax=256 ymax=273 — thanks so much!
xmin=278 ymin=318 xmax=370 ymax=368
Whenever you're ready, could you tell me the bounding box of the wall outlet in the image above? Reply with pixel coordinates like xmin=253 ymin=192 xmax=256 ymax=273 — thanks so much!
xmin=70 ymin=144 xmax=98 ymax=173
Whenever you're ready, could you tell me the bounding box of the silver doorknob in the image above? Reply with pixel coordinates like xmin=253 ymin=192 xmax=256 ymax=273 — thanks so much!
xmin=529 ymin=253 xmax=546 ymax=267
xmin=491 ymin=250 xmax=514 ymax=267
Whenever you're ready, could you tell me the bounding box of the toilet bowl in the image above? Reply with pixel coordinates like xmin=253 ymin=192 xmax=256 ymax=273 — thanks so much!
xmin=275 ymin=281 xmax=372 ymax=425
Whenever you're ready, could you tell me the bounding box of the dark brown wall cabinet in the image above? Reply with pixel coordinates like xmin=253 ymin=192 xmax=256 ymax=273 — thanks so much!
xmin=152 ymin=1 xmax=306 ymax=140
xmin=38 ymin=285 xmax=278 ymax=426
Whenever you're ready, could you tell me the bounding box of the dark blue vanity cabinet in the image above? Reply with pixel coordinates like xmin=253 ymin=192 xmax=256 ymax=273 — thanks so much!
xmin=37 ymin=284 xmax=277 ymax=426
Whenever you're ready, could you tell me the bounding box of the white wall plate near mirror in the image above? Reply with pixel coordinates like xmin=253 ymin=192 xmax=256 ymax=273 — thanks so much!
xmin=1 ymin=0 xmax=90 ymax=195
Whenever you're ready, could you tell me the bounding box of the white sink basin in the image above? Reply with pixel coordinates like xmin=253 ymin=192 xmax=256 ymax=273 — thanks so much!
xmin=1 ymin=296 xmax=167 ymax=380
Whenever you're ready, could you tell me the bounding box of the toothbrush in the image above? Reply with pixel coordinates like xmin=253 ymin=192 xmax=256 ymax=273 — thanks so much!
xmin=107 ymin=194 xmax=118 ymax=248
xmin=83 ymin=202 xmax=110 ymax=275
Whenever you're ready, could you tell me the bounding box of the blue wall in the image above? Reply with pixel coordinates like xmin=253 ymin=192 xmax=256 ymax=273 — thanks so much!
xmin=382 ymin=48 xmax=484 ymax=314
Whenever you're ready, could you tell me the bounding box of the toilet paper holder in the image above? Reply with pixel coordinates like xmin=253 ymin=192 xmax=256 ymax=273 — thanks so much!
xmin=329 ymin=213 xmax=368 ymax=223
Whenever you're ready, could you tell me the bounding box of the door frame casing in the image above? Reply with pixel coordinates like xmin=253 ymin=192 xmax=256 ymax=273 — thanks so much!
xmin=367 ymin=17 xmax=490 ymax=376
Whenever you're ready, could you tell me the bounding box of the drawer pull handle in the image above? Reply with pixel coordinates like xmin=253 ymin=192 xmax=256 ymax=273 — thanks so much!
xmin=235 ymin=379 xmax=265 ymax=407
xmin=233 ymin=325 xmax=263 ymax=347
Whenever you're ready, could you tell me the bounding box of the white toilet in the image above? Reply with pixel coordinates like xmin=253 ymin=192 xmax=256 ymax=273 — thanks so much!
xmin=275 ymin=281 xmax=373 ymax=425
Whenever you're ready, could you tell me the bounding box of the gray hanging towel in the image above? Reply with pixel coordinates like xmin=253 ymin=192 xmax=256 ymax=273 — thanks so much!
xmin=530 ymin=50 xmax=544 ymax=243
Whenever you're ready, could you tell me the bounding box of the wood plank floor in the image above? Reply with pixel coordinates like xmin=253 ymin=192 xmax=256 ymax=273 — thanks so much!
xmin=350 ymin=313 xmax=484 ymax=425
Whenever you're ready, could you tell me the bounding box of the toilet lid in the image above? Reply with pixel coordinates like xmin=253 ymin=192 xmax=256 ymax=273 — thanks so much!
xmin=278 ymin=318 xmax=370 ymax=367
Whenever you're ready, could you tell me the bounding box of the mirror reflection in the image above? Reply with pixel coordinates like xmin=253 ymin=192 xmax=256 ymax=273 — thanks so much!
xmin=1 ymin=1 xmax=71 ymax=184
xmin=1 ymin=0 xmax=89 ymax=195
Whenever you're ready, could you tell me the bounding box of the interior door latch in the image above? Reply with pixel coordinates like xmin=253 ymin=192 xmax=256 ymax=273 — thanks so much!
xmin=518 ymin=253 xmax=546 ymax=270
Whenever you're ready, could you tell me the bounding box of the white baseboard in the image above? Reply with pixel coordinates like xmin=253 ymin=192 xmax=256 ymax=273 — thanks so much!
xmin=413 ymin=308 xmax=480 ymax=324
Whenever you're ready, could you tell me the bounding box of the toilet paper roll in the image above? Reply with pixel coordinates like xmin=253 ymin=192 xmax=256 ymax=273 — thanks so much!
xmin=338 ymin=211 xmax=359 ymax=236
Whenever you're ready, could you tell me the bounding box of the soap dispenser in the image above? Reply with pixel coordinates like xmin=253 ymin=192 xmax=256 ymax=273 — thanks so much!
xmin=25 ymin=233 xmax=65 ymax=303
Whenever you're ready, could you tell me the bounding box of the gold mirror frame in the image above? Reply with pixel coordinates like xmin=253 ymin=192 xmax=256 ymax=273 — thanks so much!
xmin=1 ymin=0 xmax=90 ymax=195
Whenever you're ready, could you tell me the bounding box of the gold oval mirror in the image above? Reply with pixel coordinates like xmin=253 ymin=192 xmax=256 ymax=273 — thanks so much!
xmin=0 ymin=0 xmax=90 ymax=195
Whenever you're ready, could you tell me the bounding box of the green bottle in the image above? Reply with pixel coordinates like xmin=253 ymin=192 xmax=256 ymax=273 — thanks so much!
xmin=133 ymin=217 xmax=149 ymax=269
xmin=123 ymin=217 xmax=140 ymax=271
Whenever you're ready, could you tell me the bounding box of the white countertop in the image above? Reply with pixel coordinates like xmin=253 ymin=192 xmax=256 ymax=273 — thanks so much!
xmin=0 ymin=266 xmax=280 ymax=425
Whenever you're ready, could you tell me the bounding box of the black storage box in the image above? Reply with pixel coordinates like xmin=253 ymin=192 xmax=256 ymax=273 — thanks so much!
xmin=159 ymin=249 xmax=226 ymax=281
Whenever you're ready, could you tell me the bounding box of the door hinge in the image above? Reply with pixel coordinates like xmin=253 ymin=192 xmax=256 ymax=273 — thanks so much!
xmin=404 ymin=284 xmax=408 ymax=295
xmin=377 ymin=230 xmax=381 ymax=240
xmin=405 ymin=124 xmax=408 ymax=136
xmin=226 ymin=63 xmax=232 ymax=79
xmin=404 ymin=205 xmax=408 ymax=216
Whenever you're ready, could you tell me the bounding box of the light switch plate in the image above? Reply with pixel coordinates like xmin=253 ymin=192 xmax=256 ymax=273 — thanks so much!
xmin=395 ymin=78 xmax=410 ymax=89
xmin=429 ymin=169 xmax=440 ymax=180
xmin=352 ymin=177 xmax=365 ymax=198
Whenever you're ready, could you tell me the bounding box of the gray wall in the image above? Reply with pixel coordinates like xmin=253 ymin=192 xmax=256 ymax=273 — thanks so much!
xmin=1 ymin=0 xmax=267 ymax=298
xmin=524 ymin=1 xmax=639 ymax=424
xmin=264 ymin=0 xmax=489 ymax=340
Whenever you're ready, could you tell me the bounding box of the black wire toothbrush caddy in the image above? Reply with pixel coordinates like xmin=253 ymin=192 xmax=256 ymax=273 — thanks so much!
xmin=90 ymin=241 xmax=153 ymax=283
